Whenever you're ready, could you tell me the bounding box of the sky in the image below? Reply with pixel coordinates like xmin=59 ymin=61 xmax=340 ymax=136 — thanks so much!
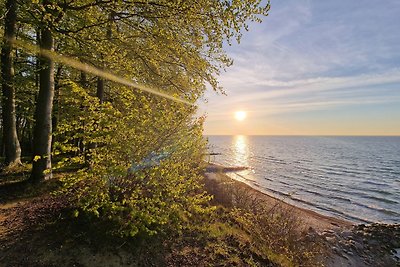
xmin=199 ymin=0 xmax=400 ymax=136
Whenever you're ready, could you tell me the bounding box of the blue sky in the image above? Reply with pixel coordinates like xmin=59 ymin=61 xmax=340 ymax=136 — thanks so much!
xmin=200 ymin=0 xmax=400 ymax=135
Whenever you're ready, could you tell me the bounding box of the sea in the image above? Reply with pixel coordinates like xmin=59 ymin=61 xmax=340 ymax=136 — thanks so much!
xmin=206 ymin=135 xmax=400 ymax=224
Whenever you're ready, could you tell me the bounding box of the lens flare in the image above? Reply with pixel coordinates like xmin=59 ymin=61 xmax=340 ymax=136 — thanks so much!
xmin=10 ymin=38 xmax=192 ymax=105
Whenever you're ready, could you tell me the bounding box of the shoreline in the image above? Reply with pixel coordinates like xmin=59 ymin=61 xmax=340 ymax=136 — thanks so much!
xmin=205 ymin=162 xmax=354 ymax=232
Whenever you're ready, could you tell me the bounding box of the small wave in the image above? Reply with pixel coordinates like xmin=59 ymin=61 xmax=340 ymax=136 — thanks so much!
xmin=286 ymin=176 xmax=347 ymax=195
xmin=294 ymin=166 xmax=313 ymax=172
xmin=340 ymin=169 xmax=370 ymax=176
xmin=288 ymin=196 xmax=372 ymax=223
xmin=361 ymin=180 xmax=389 ymax=187
xmin=377 ymin=167 xmax=395 ymax=172
xmin=360 ymin=194 xmax=399 ymax=204
xmin=366 ymin=188 xmax=394 ymax=196
xmin=278 ymin=180 xmax=290 ymax=186
xmin=303 ymin=189 xmax=325 ymax=197
xmin=262 ymin=187 xmax=292 ymax=198
xmin=328 ymin=195 xmax=352 ymax=202
xmin=351 ymin=202 xmax=400 ymax=216
xmin=318 ymin=166 xmax=371 ymax=178
xmin=389 ymin=160 xmax=400 ymax=165
xmin=251 ymin=155 xmax=287 ymax=165
xmin=300 ymin=189 xmax=352 ymax=204
xmin=262 ymin=176 xmax=273 ymax=182
xmin=293 ymin=159 xmax=314 ymax=164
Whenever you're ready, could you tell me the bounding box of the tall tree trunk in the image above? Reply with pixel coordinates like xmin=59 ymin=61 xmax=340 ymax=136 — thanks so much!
xmin=30 ymin=23 xmax=54 ymax=182
xmin=1 ymin=0 xmax=22 ymax=166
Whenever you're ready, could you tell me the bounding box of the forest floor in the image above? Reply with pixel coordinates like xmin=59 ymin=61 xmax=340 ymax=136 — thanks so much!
xmin=0 ymin=166 xmax=399 ymax=267
xmin=0 ymin=167 xmax=291 ymax=267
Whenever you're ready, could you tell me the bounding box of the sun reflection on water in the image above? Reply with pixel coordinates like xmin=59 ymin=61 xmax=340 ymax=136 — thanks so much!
xmin=233 ymin=135 xmax=249 ymax=166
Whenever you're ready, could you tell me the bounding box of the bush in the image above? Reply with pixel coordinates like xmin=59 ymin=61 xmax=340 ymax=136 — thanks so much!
xmin=55 ymin=81 xmax=212 ymax=237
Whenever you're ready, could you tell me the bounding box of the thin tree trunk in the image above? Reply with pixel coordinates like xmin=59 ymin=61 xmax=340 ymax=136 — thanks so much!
xmin=31 ymin=28 xmax=40 ymax=154
xmin=1 ymin=0 xmax=22 ymax=166
xmin=96 ymin=77 xmax=104 ymax=104
xmin=79 ymin=71 xmax=87 ymax=155
xmin=85 ymin=76 xmax=104 ymax=165
xmin=80 ymin=71 xmax=87 ymax=87
xmin=52 ymin=65 xmax=62 ymax=149
xmin=30 ymin=22 xmax=54 ymax=182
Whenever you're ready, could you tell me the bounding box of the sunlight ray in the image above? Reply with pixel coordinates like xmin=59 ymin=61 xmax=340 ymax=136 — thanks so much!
xmin=11 ymin=38 xmax=193 ymax=106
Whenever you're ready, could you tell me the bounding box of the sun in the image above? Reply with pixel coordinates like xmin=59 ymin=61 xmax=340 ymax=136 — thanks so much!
xmin=234 ymin=111 xmax=247 ymax=121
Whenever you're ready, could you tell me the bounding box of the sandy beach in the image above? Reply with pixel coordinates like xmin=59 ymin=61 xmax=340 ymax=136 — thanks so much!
xmin=205 ymin=163 xmax=353 ymax=232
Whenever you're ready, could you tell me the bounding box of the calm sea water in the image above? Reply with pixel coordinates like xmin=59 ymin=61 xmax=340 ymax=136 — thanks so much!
xmin=207 ymin=136 xmax=400 ymax=224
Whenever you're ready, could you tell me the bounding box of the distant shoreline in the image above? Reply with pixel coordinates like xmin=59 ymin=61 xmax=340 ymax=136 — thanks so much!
xmin=205 ymin=162 xmax=353 ymax=232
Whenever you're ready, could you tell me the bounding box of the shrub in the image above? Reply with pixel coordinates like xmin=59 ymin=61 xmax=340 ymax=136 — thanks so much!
xmin=55 ymin=81 xmax=212 ymax=237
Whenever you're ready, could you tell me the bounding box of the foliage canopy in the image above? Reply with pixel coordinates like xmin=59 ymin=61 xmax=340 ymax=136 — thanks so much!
xmin=0 ymin=0 xmax=270 ymax=236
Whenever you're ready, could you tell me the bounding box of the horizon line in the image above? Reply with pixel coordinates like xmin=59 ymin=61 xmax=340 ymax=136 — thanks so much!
xmin=204 ymin=134 xmax=400 ymax=137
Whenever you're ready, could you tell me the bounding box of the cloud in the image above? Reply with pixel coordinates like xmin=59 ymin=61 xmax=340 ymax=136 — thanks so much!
xmin=201 ymin=0 xmax=400 ymax=134
xmin=200 ymin=69 xmax=400 ymax=121
xmin=223 ymin=0 xmax=400 ymax=81
xmin=220 ymin=69 xmax=400 ymax=102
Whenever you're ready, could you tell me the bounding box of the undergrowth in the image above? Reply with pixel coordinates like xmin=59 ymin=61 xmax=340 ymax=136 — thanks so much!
xmin=0 ymin=165 xmax=325 ymax=267
xmin=204 ymin=174 xmax=325 ymax=266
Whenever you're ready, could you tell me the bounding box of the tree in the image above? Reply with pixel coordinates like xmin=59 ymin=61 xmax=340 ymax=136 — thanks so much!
xmin=49 ymin=0 xmax=270 ymax=236
xmin=3 ymin=0 xmax=270 ymax=234
xmin=25 ymin=0 xmax=269 ymax=182
xmin=1 ymin=0 xmax=22 ymax=166
xmin=30 ymin=0 xmax=56 ymax=181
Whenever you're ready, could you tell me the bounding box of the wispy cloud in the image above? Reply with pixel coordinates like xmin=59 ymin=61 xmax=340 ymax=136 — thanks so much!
xmin=213 ymin=70 xmax=400 ymax=105
xmin=201 ymin=0 xmax=400 ymax=134
xmin=201 ymin=69 xmax=400 ymax=119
